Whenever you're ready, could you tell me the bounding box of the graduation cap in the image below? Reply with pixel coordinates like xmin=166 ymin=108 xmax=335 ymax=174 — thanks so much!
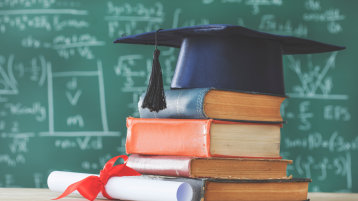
xmin=114 ymin=24 xmax=345 ymax=112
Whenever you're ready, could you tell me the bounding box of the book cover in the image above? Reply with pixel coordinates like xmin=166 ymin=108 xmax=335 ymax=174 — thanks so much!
xmin=126 ymin=118 xmax=282 ymax=158
xmin=138 ymin=88 xmax=285 ymax=123
xmin=127 ymin=154 xmax=292 ymax=179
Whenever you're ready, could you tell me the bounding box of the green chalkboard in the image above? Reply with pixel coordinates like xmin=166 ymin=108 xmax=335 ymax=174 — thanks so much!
xmin=0 ymin=0 xmax=357 ymax=193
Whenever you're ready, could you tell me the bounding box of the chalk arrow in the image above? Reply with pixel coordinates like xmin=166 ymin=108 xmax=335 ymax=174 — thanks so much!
xmin=66 ymin=90 xmax=82 ymax=106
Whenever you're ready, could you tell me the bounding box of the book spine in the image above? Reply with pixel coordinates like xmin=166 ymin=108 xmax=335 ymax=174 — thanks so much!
xmin=126 ymin=154 xmax=192 ymax=177
xmin=126 ymin=117 xmax=212 ymax=157
xmin=138 ymin=88 xmax=210 ymax=119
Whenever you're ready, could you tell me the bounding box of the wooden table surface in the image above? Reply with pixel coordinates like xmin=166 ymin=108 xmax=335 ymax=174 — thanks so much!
xmin=0 ymin=188 xmax=357 ymax=201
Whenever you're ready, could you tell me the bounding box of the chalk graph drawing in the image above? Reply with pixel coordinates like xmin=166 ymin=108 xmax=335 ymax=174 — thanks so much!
xmin=286 ymin=52 xmax=348 ymax=100
xmin=0 ymin=54 xmax=49 ymax=102
xmin=40 ymin=60 xmax=119 ymax=137
xmin=0 ymin=55 xmax=18 ymax=101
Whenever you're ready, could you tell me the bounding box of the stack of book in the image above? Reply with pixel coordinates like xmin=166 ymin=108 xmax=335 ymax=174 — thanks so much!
xmin=125 ymin=88 xmax=311 ymax=201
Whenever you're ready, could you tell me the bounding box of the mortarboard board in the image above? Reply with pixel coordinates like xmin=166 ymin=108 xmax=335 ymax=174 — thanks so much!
xmin=114 ymin=24 xmax=345 ymax=112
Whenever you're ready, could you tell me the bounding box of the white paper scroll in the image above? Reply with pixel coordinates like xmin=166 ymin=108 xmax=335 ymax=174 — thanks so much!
xmin=47 ymin=171 xmax=193 ymax=201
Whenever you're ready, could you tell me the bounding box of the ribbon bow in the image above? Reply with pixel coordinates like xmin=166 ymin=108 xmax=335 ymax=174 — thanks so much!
xmin=54 ymin=155 xmax=141 ymax=201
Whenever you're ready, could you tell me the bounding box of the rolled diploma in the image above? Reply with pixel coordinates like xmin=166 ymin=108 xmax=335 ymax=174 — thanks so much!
xmin=48 ymin=171 xmax=193 ymax=201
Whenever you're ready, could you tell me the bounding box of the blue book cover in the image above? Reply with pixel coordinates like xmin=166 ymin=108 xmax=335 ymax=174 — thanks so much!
xmin=139 ymin=88 xmax=210 ymax=119
xmin=138 ymin=88 xmax=285 ymax=123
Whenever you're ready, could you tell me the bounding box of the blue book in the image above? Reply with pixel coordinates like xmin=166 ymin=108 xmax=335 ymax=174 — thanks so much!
xmin=138 ymin=88 xmax=285 ymax=123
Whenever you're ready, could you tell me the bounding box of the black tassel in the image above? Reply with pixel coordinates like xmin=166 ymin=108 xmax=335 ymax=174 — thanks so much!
xmin=141 ymin=29 xmax=166 ymax=112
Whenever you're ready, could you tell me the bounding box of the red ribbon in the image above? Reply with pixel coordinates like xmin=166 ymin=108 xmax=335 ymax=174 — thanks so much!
xmin=53 ymin=155 xmax=141 ymax=201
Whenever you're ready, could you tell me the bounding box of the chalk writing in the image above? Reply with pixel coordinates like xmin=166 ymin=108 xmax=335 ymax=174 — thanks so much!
xmin=52 ymin=16 xmax=89 ymax=31
xmin=304 ymin=10 xmax=345 ymax=22
xmin=0 ymin=7 xmax=88 ymax=33
xmin=324 ymin=105 xmax=350 ymax=121
xmin=21 ymin=35 xmax=105 ymax=60
xmin=245 ymin=0 xmax=282 ymax=15
xmin=67 ymin=115 xmax=84 ymax=128
xmin=5 ymin=102 xmax=46 ymax=122
xmin=285 ymin=132 xmax=358 ymax=152
xmin=0 ymin=15 xmax=52 ymax=32
xmin=259 ymin=14 xmax=308 ymax=37
xmin=282 ymin=100 xmax=351 ymax=131
xmin=114 ymin=54 xmax=146 ymax=88
xmin=294 ymin=153 xmax=352 ymax=191
xmin=0 ymin=0 xmax=56 ymax=8
xmin=53 ymin=34 xmax=105 ymax=59
xmin=66 ymin=90 xmax=82 ymax=106
xmin=297 ymin=101 xmax=313 ymax=131
xmin=54 ymin=136 xmax=103 ymax=150
xmin=303 ymin=0 xmax=345 ymax=34
xmin=9 ymin=137 xmax=29 ymax=153
xmin=65 ymin=77 xmax=81 ymax=106
xmin=105 ymin=1 xmax=164 ymax=37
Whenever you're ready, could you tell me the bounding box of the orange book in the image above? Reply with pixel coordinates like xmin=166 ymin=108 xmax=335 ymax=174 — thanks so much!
xmin=126 ymin=117 xmax=282 ymax=158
